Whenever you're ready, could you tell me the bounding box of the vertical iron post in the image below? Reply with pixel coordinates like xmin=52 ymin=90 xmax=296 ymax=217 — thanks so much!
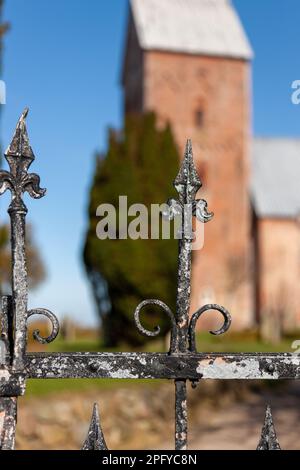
xmin=173 ymin=140 xmax=213 ymax=449
xmin=0 ymin=109 xmax=46 ymax=369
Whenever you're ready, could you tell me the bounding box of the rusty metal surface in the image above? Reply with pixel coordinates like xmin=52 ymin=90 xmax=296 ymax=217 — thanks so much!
xmin=0 ymin=111 xmax=298 ymax=450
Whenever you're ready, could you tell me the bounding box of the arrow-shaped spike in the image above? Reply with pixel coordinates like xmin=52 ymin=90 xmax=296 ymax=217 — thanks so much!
xmin=174 ymin=139 xmax=202 ymax=197
xmin=257 ymin=405 xmax=281 ymax=450
xmin=82 ymin=403 xmax=108 ymax=450
xmin=5 ymin=107 xmax=35 ymax=160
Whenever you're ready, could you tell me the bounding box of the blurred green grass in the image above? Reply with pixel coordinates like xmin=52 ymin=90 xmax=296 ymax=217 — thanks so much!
xmin=26 ymin=378 xmax=165 ymax=396
xmin=25 ymin=330 xmax=299 ymax=396
xmin=44 ymin=331 xmax=299 ymax=354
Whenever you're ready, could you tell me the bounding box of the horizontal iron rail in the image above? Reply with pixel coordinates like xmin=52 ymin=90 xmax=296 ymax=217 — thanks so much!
xmin=24 ymin=352 xmax=300 ymax=380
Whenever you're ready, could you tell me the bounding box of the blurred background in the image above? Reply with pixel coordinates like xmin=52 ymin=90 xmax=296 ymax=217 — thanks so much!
xmin=0 ymin=0 xmax=300 ymax=449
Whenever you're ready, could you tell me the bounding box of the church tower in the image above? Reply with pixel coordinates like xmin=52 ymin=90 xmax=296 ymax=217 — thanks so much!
xmin=122 ymin=0 xmax=254 ymax=329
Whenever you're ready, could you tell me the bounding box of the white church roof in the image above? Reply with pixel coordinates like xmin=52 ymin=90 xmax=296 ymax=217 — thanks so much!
xmin=130 ymin=0 xmax=253 ymax=60
xmin=252 ymin=138 xmax=300 ymax=218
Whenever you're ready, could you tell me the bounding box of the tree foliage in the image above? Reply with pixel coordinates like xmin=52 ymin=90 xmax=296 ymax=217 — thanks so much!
xmin=83 ymin=113 xmax=180 ymax=346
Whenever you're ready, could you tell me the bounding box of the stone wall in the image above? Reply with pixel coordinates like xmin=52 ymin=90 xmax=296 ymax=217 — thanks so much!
xmin=16 ymin=381 xmax=250 ymax=450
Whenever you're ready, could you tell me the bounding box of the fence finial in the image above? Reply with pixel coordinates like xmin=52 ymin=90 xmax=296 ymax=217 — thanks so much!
xmin=0 ymin=109 xmax=46 ymax=208
xmin=5 ymin=107 xmax=35 ymax=161
xmin=174 ymin=139 xmax=202 ymax=198
xmin=257 ymin=405 xmax=281 ymax=450
xmin=82 ymin=403 xmax=108 ymax=450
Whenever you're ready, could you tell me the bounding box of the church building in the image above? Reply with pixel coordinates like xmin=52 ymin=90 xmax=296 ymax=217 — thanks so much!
xmin=122 ymin=0 xmax=300 ymax=333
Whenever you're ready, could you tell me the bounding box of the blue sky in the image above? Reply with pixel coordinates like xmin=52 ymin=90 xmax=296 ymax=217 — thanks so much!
xmin=1 ymin=0 xmax=300 ymax=327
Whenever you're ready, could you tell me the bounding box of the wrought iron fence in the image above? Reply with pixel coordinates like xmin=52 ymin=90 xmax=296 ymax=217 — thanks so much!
xmin=0 ymin=109 xmax=297 ymax=451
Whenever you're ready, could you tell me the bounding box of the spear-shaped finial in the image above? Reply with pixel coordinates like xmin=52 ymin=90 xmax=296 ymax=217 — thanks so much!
xmin=82 ymin=404 xmax=108 ymax=450
xmin=174 ymin=139 xmax=202 ymax=199
xmin=5 ymin=107 xmax=35 ymax=161
xmin=257 ymin=405 xmax=281 ymax=450
xmin=0 ymin=108 xmax=46 ymax=205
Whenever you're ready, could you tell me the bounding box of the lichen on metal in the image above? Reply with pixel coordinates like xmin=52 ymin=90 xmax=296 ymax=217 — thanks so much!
xmin=0 ymin=398 xmax=17 ymax=450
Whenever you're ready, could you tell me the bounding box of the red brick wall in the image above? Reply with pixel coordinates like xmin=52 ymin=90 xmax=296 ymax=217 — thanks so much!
xmin=123 ymin=47 xmax=253 ymax=330
xmin=142 ymin=51 xmax=253 ymax=330
xmin=256 ymin=219 xmax=300 ymax=332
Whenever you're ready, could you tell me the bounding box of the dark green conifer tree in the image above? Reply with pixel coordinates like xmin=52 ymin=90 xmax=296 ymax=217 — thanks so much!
xmin=83 ymin=113 xmax=180 ymax=346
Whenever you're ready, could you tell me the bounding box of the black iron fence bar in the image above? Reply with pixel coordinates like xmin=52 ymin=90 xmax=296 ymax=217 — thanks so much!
xmin=2 ymin=351 xmax=300 ymax=398
xmin=22 ymin=352 xmax=300 ymax=380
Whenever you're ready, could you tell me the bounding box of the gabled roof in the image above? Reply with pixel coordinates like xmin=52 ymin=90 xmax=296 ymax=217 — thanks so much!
xmin=252 ymin=138 xmax=300 ymax=218
xmin=130 ymin=0 xmax=253 ymax=60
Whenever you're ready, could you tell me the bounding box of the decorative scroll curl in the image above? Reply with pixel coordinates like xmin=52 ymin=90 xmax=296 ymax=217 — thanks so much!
xmin=134 ymin=299 xmax=177 ymax=353
xmin=27 ymin=308 xmax=60 ymax=344
xmin=0 ymin=171 xmax=14 ymax=196
xmin=21 ymin=173 xmax=46 ymax=200
xmin=193 ymin=199 xmax=214 ymax=223
xmin=188 ymin=304 xmax=232 ymax=352
xmin=162 ymin=198 xmax=214 ymax=224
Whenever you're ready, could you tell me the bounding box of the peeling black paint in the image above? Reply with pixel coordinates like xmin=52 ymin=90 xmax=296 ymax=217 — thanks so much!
xmin=23 ymin=353 xmax=300 ymax=380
